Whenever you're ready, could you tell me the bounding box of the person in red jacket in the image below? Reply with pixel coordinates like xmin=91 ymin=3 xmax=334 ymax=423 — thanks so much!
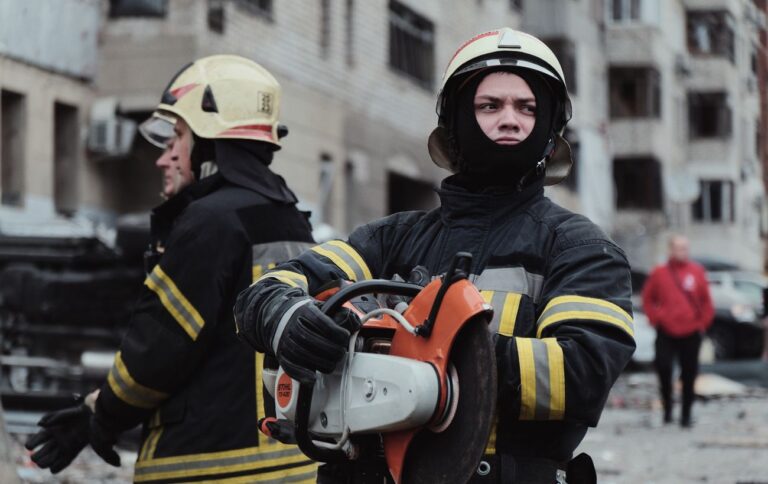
xmin=642 ymin=235 xmax=714 ymax=427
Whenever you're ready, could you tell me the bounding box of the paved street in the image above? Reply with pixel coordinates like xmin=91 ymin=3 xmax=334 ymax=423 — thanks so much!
xmin=577 ymin=369 xmax=768 ymax=484
xmin=6 ymin=367 xmax=768 ymax=483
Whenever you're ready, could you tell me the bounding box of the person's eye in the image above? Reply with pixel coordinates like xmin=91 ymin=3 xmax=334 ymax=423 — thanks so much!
xmin=476 ymin=103 xmax=497 ymax=112
xmin=521 ymin=104 xmax=537 ymax=115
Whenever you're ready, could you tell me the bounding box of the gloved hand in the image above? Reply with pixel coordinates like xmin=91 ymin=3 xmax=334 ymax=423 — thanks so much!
xmin=25 ymin=403 xmax=121 ymax=473
xmin=272 ymin=297 xmax=360 ymax=384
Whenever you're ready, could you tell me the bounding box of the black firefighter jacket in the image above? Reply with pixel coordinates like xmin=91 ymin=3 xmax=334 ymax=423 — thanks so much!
xmin=237 ymin=175 xmax=636 ymax=473
xmin=95 ymin=143 xmax=317 ymax=483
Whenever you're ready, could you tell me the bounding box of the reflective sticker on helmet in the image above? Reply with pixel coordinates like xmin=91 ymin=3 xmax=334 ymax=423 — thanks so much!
xmin=447 ymin=30 xmax=499 ymax=67
xmin=498 ymin=30 xmax=522 ymax=49
xmin=258 ymin=92 xmax=273 ymax=115
xmin=168 ymin=83 xmax=199 ymax=103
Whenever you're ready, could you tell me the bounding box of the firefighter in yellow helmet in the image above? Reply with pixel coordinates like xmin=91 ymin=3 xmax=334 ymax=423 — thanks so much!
xmin=26 ymin=55 xmax=318 ymax=482
xmin=234 ymin=29 xmax=634 ymax=483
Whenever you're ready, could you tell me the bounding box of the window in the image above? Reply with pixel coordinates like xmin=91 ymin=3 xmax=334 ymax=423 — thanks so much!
xmin=609 ymin=67 xmax=661 ymax=118
xmin=1 ymin=90 xmax=26 ymax=207
xmin=208 ymin=0 xmax=225 ymax=33
xmin=687 ymin=10 xmax=735 ymax=63
xmin=54 ymin=102 xmax=80 ymax=216
xmin=613 ymin=157 xmax=663 ymax=210
xmin=235 ymin=0 xmax=273 ymax=20
xmin=320 ymin=0 xmax=331 ymax=58
xmin=692 ymin=180 xmax=735 ymax=222
xmin=543 ymin=38 xmax=577 ymax=94
xmin=108 ymin=0 xmax=167 ymax=18
xmin=510 ymin=0 xmax=523 ymax=11
xmin=610 ymin=0 xmax=641 ymax=22
xmin=318 ymin=153 xmax=334 ymax=225
xmin=345 ymin=0 xmax=355 ymax=66
xmin=387 ymin=172 xmax=437 ymax=214
xmin=388 ymin=1 xmax=435 ymax=88
xmin=688 ymin=92 xmax=731 ymax=139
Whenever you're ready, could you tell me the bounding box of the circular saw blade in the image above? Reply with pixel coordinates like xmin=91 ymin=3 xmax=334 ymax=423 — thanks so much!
xmin=401 ymin=317 xmax=497 ymax=484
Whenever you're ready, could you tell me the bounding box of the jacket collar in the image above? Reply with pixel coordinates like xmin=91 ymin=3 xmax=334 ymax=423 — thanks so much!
xmin=150 ymin=173 xmax=223 ymax=241
xmin=436 ymin=174 xmax=544 ymax=225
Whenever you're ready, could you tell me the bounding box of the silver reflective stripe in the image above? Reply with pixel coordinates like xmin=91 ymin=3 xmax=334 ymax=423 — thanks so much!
xmin=487 ymin=291 xmax=507 ymax=334
xmin=473 ymin=267 xmax=544 ymax=303
xmin=133 ymin=447 xmax=303 ymax=477
xmin=252 ymin=241 xmax=313 ymax=266
xmin=531 ymin=339 xmax=552 ymax=420
xmin=272 ymin=299 xmax=313 ymax=354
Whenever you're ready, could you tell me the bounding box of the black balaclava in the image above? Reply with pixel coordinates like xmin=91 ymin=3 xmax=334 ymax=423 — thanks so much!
xmin=451 ymin=68 xmax=557 ymax=187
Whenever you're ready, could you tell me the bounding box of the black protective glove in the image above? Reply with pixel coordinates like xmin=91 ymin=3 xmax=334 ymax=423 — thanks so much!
xmin=25 ymin=403 xmax=120 ymax=473
xmin=272 ymin=297 xmax=360 ymax=384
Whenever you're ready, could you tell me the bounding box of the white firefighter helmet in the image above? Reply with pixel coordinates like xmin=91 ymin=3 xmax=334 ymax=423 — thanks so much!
xmin=428 ymin=28 xmax=574 ymax=185
xmin=152 ymin=55 xmax=285 ymax=148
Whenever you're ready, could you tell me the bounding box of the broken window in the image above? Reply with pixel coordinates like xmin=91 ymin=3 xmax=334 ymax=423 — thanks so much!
xmin=320 ymin=0 xmax=331 ymax=58
xmin=235 ymin=0 xmax=273 ymax=20
xmin=109 ymin=0 xmax=167 ymax=17
xmin=1 ymin=90 xmax=26 ymax=207
xmin=543 ymin=39 xmax=577 ymax=95
xmin=610 ymin=0 xmax=641 ymax=22
xmin=687 ymin=10 xmax=735 ymax=63
xmin=345 ymin=0 xmax=355 ymax=66
xmin=208 ymin=0 xmax=225 ymax=33
xmin=609 ymin=67 xmax=661 ymax=118
xmin=387 ymin=172 xmax=438 ymax=214
xmin=613 ymin=157 xmax=663 ymax=209
xmin=692 ymin=180 xmax=735 ymax=222
xmin=688 ymin=92 xmax=731 ymax=139
xmin=388 ymin=1 xmax=435 ymax=89
xmin=54 ymin=102 xmax=79 ymax=216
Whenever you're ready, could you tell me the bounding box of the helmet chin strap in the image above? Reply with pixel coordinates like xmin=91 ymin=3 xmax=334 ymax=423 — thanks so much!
xmin=515 ymin=137 xmax=555 ymax=191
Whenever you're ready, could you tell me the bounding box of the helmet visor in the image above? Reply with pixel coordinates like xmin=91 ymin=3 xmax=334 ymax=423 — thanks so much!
xmin=138 ymin=112 xmax=176 ymax=149
xmin=453 ymin=57 xmax=562 ymax=83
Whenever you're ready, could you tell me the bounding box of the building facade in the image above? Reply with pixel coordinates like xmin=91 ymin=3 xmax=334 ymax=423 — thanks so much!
xmin=2 ymin=0 xmax=767 ymax=270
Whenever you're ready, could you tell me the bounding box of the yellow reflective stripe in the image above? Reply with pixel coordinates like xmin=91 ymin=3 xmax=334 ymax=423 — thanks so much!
xmin=252 ymin=264 xmax=263 ymax=282
xmin=499 ymin=292 xmax=521 ymax=336
xmin=145 ymin=427 xmax=163 ymax=460
xmin=255 ymin=270 xmax=308 ymax=291
xmin=326 ymin=240 xmax=373 ymax=280
xmin=543 ymin=338 xmax=566 ymax=420
xmin=480 ymin=290 xmax=493 ymax=304
xmin=311 ymin=245 xmax=357 ymax=280
xmin=543 ymin=295 xmax=633 ymax=322
xmin=145 ymin=265 xmax=204 ymax=340
xmin=195 ymin=467 xmax=317 ymax=483
xmin=107 ymin=351 xmax=168 ymax=409
xmin=134 ymin=452 xmax=313 ymax=482
xmin=516 ymin=338 xmax=537 ymax=420
xmin=537 ymin=310 xmax=634 ymax=339
xmin=484 ymin=414 xmax=498 ymax=455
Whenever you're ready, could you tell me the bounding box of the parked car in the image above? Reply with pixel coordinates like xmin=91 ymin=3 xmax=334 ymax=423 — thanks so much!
xmin=706 ymin=271 xmax=766 ymax=360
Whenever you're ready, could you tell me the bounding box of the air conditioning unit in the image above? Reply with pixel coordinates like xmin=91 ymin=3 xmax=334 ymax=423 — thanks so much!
xmin=88 ymin=117 xmax=137 ymax=158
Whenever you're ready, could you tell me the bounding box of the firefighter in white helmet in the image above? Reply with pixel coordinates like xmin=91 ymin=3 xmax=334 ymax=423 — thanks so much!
xmin=26 ymin=55 xmax=318 ymax=482
xmin=235 ymin=28 xmax=634 ymax=483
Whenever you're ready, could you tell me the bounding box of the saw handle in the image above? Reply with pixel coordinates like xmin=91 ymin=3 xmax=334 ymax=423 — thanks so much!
xmin=320 ymin=280 xmax=423 ymax=317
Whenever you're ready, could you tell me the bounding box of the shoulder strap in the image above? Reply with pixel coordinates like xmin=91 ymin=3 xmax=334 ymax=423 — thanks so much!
xmin=668 ymin=265 xmax=701 ymax=318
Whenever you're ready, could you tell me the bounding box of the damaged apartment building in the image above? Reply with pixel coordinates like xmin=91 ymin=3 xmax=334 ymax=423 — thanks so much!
xmin=2 ymin=0 xmax=768 ymax=271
